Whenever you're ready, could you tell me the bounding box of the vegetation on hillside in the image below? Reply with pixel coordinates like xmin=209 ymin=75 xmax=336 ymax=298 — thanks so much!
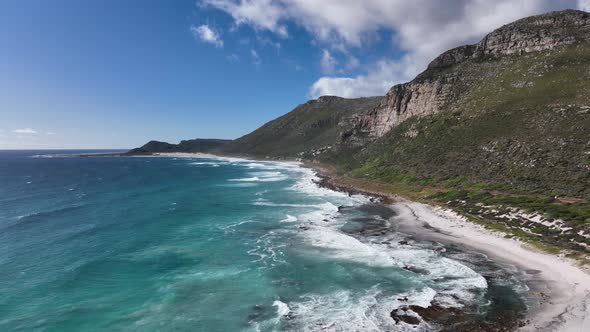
xmin=333 ymin=45 xmax=590 ymax=199
xmin=221 ymin=96 xmax=381 ymax=157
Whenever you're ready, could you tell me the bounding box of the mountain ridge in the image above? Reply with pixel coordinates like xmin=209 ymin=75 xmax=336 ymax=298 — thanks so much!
xmin=346 ymin=9 xmax=590 ymax=141
xmin=127 ymin=138 xmax=231 ymax=154
xmin=128 ymin=9 xmax=590 ymax=201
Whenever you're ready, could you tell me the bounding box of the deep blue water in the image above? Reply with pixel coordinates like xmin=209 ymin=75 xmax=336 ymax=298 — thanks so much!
xmin=0 ymin=151 xmax=526 ymax=331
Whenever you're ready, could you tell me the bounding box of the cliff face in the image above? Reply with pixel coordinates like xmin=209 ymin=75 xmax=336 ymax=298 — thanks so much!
xmin=349 ymin=9 xmax=590 ymax=140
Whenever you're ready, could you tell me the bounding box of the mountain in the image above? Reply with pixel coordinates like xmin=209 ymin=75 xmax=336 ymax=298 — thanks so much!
xmin=127 ymin=138 xmax=231 ymax=154
xmin=223 ymin=9 xmax=590 ymax=255
xmin=128 ymin=97 xmax=381 ymax=158
xmin=129 ymin=10 xmax=590 ymax=199
xmin=336 ymin=9 xmax=590 ymax=199
xmin=227 ymin=9 xmax=590 ymax=199
xmin=221 ymin=96 xmax=382 ymax=158
xmin=127 ymin=10 xmax=590 ymax=256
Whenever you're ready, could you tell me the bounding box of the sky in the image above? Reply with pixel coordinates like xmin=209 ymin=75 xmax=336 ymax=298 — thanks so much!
xmin=1 ymin=0 xmax=588 ymax=149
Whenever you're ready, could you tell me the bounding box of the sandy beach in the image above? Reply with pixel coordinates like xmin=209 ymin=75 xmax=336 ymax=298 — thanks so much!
xmin=309 ymin=163 xmax=590 ymax=331
xmin=140 ymin=154 xmax=590 ymax=331
xmin=392 ymin=201 xmax=590 ymax=332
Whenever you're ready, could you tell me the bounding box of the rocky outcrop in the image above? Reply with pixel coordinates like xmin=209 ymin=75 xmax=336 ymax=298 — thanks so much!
xmin=356 ymin=80 xmax=452 ymax=138
xmin=347 ymin=9 xmax=590 ymax=140
xmin=475 ymin=9 xmax=590 ymax=57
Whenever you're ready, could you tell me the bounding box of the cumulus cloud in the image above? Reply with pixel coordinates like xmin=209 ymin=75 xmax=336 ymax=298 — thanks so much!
xmin=310 ymin=58 xmax=421 ymax=98
xmin=191 ymin=24 xmax=224 ymax=47
xmin=12 ymin=128 xmax=38 ymax=134
xmin=204 ymin=0 xmax=581 ymax=97
xmin=203 ymin=0 xmax=289 ymax=37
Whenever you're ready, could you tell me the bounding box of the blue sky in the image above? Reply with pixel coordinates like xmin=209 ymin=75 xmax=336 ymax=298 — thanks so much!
xmin=0 ymin=0 xmax=585 ymax=149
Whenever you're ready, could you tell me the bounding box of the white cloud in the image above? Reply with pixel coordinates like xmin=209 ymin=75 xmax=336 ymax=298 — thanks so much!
xmin=203 ymin=0 xmax=288 ymax=37
xmin=250 ymin=48 xmax=261 ymax=66
xmin=310 ymin=59 xmax=413 ymax=98
xmin=46 ymin=132 xmax=56 ymax=136
xmin=345 ymin=56 xmax=360 ymax=70
xmin=12 ymin=128 xmax=38 ymax=134
xmin=226 ymin=53 xmax=240 ymax=62
xmin=204 ymin=0 xmax=580 ymax=97
xmin=320 ymin=50 xmax=337 ymax=74
xmin=191 ymin=24 xmax=224 ymax=47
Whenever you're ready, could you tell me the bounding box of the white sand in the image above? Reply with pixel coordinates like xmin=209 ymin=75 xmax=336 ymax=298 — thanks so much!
xmin=392 ymin=202 xmax=590 ymax=332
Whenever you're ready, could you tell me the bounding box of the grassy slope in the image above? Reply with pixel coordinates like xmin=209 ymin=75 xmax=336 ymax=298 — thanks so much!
xmin=318 ymin=46 xmax=590 ymax=258
xmin=222 ymin=96 xmax=381 ymax=157
xmin=217 ymin=45 xmax=590 ymax=258
xmin=339 ymin=45 xmax=590 ymax=199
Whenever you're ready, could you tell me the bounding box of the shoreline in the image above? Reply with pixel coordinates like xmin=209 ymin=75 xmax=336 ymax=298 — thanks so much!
xmin=310 ymin=163 xmax=590 ymax=332
xmin=98 ymin=152 xmax=590 ymax=330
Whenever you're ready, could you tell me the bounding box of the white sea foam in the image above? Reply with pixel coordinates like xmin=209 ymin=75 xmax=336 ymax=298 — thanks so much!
xmin=190 ymin=161 xmax=227 ymax=166
xmin=280 ymin=215 xmax=298 ymax=223
xmin=289 ymin=168 xmax=348 ymax=198
xmin=190 ymin=155 xmax=489 ymax=320
xmin=286 ymin=288 xmax=426 ymax=332
xmin=297 ymin=202 xmax=340 ymax=223
xmin=253 ymin=198 xmax=330 ymax=209
xmin=220 ymin=219 xmax=257 ymax=233
xmin=228 ymin=174 xmax=288 ymax=182
xmin=273 ymin=300 xmax=290 ymax=317
xmin=223 ymin=183 xmax=259 ymax=188
xmin=229 ymin=177 xmax=261 ymax=182
xmin=302 ymin=225 xmax=395 ymax=267
xmin=298 ymin=210 xmax=487 ymax=309
xmin=249 ymin=171 xmax=283 ymax=177
xmin=247 ymin=231 xmax=287 ymax=265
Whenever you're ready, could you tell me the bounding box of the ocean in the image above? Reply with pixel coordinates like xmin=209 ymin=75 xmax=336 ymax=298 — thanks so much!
xmin=0 ymin=151 xmax=527 ymax=331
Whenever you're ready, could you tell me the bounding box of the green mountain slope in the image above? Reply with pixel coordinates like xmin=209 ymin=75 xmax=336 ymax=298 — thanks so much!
xmin=221 ymin=96 xmax=382 ymax=157
xmin=338 ymin=44 xmax=590 ymax=199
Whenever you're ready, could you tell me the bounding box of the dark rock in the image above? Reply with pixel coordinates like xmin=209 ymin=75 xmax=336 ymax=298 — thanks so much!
xmin=402 ymin=265 xmax=430 ymax=275
xmin=391 ymin=309 xmax=421 ymax=325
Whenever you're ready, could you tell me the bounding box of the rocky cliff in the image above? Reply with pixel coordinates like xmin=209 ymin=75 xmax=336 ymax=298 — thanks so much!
xmin=347 ymin=9 xmax=590 ymax=140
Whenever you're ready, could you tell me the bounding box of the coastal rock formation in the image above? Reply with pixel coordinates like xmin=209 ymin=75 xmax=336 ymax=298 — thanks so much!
xmin=127 ymin=138 xmax=231 ymax=154
xmin=347 ymin=9 xmax=590 ymax=140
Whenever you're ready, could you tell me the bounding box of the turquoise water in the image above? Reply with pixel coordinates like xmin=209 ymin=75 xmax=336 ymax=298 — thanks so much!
xmin=0 ymin=151 xmax=526 ymax=331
